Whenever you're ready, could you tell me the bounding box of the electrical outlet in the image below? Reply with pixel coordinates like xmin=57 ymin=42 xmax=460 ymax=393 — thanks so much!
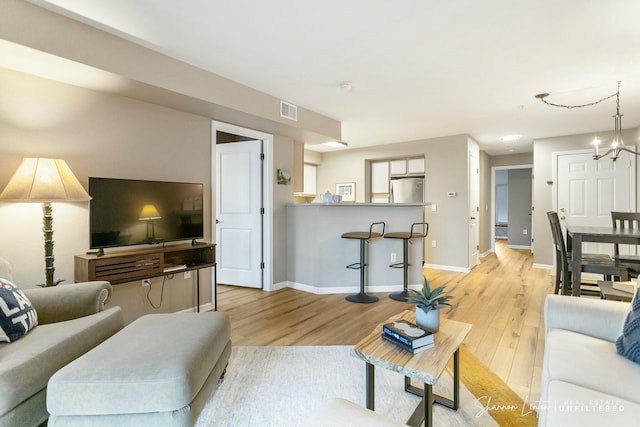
xmin=431 ymin=204 xmax=437 ymax=212
xmin=390 ymin=253 xmax=397 ymax=263
xmin=183 ymin=271 xmax=192 ymax=279
xmin=431 ymin=240 xmax=437 ymax=248
xmin=141 ymin=279 xmax=150 ymax=287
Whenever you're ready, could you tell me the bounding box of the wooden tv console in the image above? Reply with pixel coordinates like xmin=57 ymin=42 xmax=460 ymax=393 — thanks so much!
xmin=74 ymin=243 xmax=216 ymax=311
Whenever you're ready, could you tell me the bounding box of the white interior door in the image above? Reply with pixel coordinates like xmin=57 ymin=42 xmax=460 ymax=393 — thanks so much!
xmin=469 ymin=152 xmax=480 ymax=268
xmin=216 ymin=140 xmax=263 ymax=288
xmin=556 ymin=150 xmax=635 ymax=254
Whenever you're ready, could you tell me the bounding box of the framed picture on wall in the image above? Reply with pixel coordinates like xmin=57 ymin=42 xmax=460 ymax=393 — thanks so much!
xmin=336 ymin=182 xmax=356 ymax=202
xmin=277 ymin=169 xmax=291 ymax=185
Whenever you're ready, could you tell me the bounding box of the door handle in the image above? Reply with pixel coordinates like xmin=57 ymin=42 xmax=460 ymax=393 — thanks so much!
xmin=216 ymin=219 xmax=223 ymax=224
xmin=470 ymin=217 xmax=476 ymax=220
xmin=560 ymin=216 xmax=566 ymax=220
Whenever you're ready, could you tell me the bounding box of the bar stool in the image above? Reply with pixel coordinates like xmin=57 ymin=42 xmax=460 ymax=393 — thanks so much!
xmin=342 ymin=221 xmax=386 ymax=303
xmin=384 ymin=222 xmax=429 ymax=301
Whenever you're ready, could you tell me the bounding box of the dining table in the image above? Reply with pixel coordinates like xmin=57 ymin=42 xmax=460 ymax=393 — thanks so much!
xmin=565 ymin=224 xmax=640 ymax=296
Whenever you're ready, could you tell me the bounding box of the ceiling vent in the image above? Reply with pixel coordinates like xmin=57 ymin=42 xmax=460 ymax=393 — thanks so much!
xmin=280 ymin=100 xmax=298 ymax=121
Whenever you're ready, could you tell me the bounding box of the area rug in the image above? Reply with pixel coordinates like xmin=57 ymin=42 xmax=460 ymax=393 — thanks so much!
xmin=454 ymin=346 xmax=538 ymax=426
xmin=196 ymin=345 xmax=522 ymax=426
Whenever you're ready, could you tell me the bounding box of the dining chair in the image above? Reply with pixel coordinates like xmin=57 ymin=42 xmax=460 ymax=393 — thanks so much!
xmin=611 ymin=211 xmax=640 ymax=264
xmin=547 ymin=211 xmax=630 ymax=295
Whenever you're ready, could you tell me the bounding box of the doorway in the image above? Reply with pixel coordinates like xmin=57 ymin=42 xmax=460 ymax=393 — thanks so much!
xmin=491 ymin=165 xmax=533 ymax=252
xmin=211 ymin=121 xmax=273 ymax=294
xmin=216 ymin=138 xmax=263 ymax=288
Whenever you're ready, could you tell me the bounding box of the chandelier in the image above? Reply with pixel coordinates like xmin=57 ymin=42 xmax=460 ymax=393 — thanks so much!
xmin=535 ymin=81 xmax=633 ymax=162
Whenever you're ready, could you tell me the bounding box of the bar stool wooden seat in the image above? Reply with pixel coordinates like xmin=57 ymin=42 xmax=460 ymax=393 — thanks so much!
xmin=342 ymin=222 xmax=386 ymax=303
xmin=384 ymin=222 xmax=429 ymax=301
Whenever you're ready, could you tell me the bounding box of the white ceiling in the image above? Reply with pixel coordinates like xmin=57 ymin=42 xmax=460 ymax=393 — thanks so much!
xmin=27 ymin=0 xmax=640 ymax=155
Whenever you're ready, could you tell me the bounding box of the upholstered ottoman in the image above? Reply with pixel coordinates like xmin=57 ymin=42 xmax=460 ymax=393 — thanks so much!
xmin=46 ymin=312 xmax=231 ymax=426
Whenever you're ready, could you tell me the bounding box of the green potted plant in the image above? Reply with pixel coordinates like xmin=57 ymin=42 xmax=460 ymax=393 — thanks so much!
xmin=406 ymin=276 xmax=453 ymax=332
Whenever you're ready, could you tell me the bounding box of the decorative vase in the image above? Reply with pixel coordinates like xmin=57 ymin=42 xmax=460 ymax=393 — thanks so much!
xmin=415 ymin=306 xmax=440 ymax=332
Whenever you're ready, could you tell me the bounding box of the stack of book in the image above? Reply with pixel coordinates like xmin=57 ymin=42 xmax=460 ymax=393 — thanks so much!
xmin=381 ymin=319 xmax=435 ymax=354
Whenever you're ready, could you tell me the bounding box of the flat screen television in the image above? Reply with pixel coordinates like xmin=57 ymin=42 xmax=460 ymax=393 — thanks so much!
xmin=89 ymin=177 xmax=204 ymax=250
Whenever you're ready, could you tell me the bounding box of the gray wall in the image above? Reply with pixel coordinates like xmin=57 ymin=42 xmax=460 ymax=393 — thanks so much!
xmin=0 ymin=68 xmax=210 ymax=323
xmin=314 ymin=135 xmax=476 ymax=270
xmin=495 ymin=170 xmax=508 ymax=223
xmin=507 ymin=169 xmax=532 ymax=247
xmin=490 ymin=153 xmax=534 ymax=168
xmin=286 ymin=205 xmax=424 ymax=290
xmin=272 ymin=135 xmax=295 ymax=284
xmin=0 ymin=0 xmax=342 ymax=323
xmin=0 ymin=67 xmax=295 ymax=324
xmin=479 ymin=151 xmax=492 ymax=255
xmin=0 ymin=0 xmax=341 ymax=146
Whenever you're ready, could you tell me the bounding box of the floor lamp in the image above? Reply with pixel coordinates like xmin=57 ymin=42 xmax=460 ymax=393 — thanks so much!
xmin=0 ymin=158 xmax=91 ymax=287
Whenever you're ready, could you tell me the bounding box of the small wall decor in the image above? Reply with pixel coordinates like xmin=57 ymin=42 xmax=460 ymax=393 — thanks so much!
xmin=336 ymin=182 xmax=356 ymax=202
xmin=277 ymin=169 xmax=291 ymax=185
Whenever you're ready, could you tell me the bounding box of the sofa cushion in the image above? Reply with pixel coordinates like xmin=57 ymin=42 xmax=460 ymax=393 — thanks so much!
xmin=546 ymin=328 xmax=640 ymax=403
xmin=0 ymin=279 xmax=38 ymax=342
xmin=0 ymin=306 xmax=123 ymax=418
xmin=47 ymin=312 xmax=231 ymax=415
xmin=542 ymin=380 xmax=640 ymax=427
xmin=0 ymin=258 xmax=12 ymax=282
xmin=616 ymin=288 xmax=640 ymax=364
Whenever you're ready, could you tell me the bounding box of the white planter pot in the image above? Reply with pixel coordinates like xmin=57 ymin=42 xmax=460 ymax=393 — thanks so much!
xmin=415 ymin=307 xmax=440 ymax=332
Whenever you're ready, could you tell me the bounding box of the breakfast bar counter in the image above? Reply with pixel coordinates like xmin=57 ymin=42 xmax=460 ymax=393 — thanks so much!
xmin=286 ymin=203 xmax=428 ymax=294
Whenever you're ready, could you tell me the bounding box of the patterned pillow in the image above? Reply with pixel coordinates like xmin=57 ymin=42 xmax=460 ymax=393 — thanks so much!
xmin=616 ymin=288 xmax=640 ymax=364
xmin=0 ymin=278 xmax=38 ymax=342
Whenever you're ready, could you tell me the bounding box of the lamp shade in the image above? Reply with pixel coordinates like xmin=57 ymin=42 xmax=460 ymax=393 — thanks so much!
xmin=139 ymin=204 xmax=161 ymax=220
xmin=0 ymin=158 xmax=91 ymax=202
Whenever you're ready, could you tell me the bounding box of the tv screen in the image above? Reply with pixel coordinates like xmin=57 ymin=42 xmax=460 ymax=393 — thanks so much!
xmin=89 ymin=177 xmax=204 ymax=249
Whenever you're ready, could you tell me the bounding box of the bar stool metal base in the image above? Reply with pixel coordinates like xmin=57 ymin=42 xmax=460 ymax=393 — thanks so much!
xmin=346 ymin=292 xmax=379 ymax=304
xmin=342 ymin=223 xmax=385 ymax=305
xmin=385 ymin=222 xmax=429 ymax=303
xmin=389 ymin=290 xmax=410 ymax=302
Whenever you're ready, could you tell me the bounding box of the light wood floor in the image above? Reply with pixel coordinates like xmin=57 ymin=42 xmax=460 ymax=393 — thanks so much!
xmin=217 ymin=240 xmax=553 ymax=404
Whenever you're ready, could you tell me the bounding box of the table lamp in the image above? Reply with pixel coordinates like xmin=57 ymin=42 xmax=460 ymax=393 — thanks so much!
xmin=0 ymin=158 xmax=91 ymax=286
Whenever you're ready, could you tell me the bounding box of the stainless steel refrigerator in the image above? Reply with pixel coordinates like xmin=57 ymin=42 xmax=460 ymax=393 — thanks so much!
xmin=390 ymin=177 xmax=424 ymax=203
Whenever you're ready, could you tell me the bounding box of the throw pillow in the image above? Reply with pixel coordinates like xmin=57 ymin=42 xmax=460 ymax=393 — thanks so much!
xmin=0 ymin=278 xmax=38 ymax=342
xmin=616 ymin=288 xmax=640 ymax=364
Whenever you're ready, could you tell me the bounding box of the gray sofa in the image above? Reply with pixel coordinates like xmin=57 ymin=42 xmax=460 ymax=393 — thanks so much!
xmin=0 ymin=261 xmax=124 ymax=427
xmin=540 ymin=294 xmax=640 ymax=426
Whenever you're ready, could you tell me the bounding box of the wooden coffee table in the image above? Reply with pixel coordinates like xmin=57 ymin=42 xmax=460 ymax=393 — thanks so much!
xmin=597 ymin=280 xmax=634 ymax=302
xmin=351 ymin=310 xmax=472 ymax=427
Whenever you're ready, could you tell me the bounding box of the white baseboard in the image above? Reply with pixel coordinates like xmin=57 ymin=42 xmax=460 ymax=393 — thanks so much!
xmin=272 ymin=281 xmax=289 ymax=291
xmin=179 ymin=302 xmax=214 ymax=313
xmin=280 ymin=281 xmax=422 ymax=295
xmin=480 ymin=249 xmax=493 ymax=257
xmin=533 ymin=263 xmax=553 ymax=271
xmin=424 ymin=263 xmax=470 ymax=273
xmin=507 ymin=244 xmax=532 ymax=250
